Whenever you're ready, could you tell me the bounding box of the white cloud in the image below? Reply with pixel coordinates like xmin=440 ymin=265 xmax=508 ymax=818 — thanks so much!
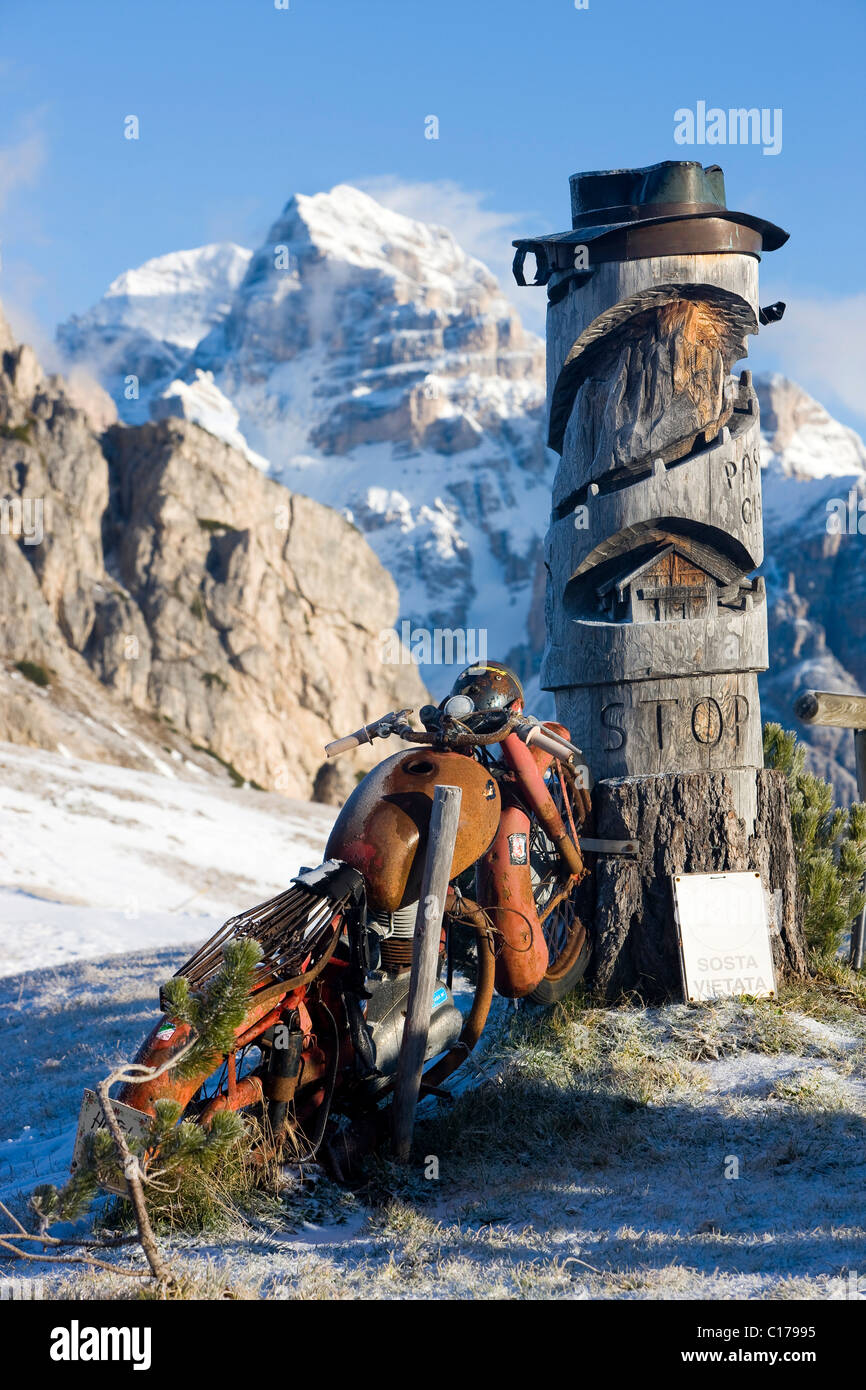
xmin=0 ymin=261 xmax=58 ymax=370
xmin=0 ymin=114 xmax=54 ymax=360
xmin=0 ymin=122 xmax=46 ymax=216
xmin=764 ymin=293 xmax=866 ymax=427
xmin=355 ymin=176 xmax=547 ymax=335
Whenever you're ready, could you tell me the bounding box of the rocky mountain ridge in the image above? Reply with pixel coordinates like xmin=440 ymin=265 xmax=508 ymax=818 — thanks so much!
xmin=1 ymin=305 xmax=425 ymax=800
xmin=758 ymin=374 xmax=866 ymax=800
xmin=60 ymin=186 xmax=550 ymax=688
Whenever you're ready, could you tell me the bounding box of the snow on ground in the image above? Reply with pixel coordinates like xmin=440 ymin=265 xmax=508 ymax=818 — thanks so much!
xmin=0 ymin=740 xmax=336 ymax=1217
xmin=1 ymin=946 xmax=192 ymax=1201
xmin=0 ymin=741 xmax=336 ymax=974
xmin=3 ymin=961 xmax=866 ymax=1299
xmin=2 ymin=743 xmax=865 ymax=1300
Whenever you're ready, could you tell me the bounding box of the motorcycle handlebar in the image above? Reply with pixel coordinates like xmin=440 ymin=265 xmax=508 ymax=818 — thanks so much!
xmin=445 ymin=712 xmax=523 ymax=747
xmin=518 ymin=721 xmax=584 ymax=765
xmin=325 ymin=708 xmax=584 ymax=761
xmin=323 ymin=727 xmax=372 ymax=758
xmin=324 ymin=708 xmax=414 ymax=758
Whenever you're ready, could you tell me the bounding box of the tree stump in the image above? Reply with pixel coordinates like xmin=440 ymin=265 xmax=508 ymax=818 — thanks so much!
xmin=589 ymin=767 xmax=808 ymax=1001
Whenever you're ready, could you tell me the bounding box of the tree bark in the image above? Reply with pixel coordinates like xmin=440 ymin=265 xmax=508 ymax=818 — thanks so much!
xmin=589 ymin=767 xmax=807 ymax=1001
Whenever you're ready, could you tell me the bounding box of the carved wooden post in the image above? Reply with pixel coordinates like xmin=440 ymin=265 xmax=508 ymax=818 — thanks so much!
xmin=515 ymin=162 xmax=808 ymax=997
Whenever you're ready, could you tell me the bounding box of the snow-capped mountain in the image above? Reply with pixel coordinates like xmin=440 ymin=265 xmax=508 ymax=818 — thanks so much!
xmin=58 ymin=187 xmax=549 ymax=691
xmin=57 ymin=242 xmax=253 ymax=423
xmin=757 ymin=374 xmax=866 ymax=799
xmin=759 ymin=374 xmax=866 ymax=482
xmin=195 ymin=185 xmax=550 ymax=685
xmin=56 ymin=189 xmax=866 ymax=795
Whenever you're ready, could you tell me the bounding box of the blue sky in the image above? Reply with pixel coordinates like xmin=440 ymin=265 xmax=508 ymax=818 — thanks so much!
xmin=1 ymin=0 xmax=864 ymax=426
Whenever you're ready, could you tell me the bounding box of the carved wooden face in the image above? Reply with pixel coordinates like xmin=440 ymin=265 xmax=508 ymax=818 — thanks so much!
xmin=562 ymin=296 xmax=753 ymax=480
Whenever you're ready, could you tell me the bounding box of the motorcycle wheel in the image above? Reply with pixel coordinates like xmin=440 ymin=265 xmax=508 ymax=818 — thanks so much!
xmin=527 ymin=764 xmax=592 ymax=1004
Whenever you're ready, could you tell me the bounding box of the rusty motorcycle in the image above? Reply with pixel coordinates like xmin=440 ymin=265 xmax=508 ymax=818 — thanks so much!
xmin=109 ymin=683 xmax=593 ymax=1170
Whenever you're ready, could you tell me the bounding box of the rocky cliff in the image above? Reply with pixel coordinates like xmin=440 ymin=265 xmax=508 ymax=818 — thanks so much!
xmin=1 ymin=307 xmax=425 ymax=799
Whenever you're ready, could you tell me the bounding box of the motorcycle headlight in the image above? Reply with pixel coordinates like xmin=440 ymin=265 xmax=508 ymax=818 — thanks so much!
xmin=443 ymin=694 xmax=475 ymax=719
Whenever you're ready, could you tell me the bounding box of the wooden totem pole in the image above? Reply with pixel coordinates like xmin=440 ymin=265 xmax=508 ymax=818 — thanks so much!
xmin=514 ymin=161 xmax=808 ymax=997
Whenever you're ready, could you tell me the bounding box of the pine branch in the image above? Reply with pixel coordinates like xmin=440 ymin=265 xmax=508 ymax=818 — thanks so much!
xmin=27 ymin=935 xmax=265 ymax=1291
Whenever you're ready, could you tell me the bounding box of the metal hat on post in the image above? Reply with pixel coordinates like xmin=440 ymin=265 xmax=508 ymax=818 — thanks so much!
xmin=513 ymin=160 xmax=789 ymax=290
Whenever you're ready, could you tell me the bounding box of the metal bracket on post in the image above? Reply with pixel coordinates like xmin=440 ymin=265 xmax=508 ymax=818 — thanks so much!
xmin=392 ymin=784 xmax=463 ymax=1163
xmin=579 ymin=837 xmax=639 ymax=857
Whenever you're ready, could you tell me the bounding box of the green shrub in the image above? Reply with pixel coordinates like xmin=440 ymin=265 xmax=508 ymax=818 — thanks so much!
xmin=764 ymin=722 xmax=866 ymax=959
xmin=30 ymin=939 xmax=265 ymax=1240
xmin=15 ymin=659 xmax=50 ymax=688
xmin=0 ymin=421 xmax=33 ymax=444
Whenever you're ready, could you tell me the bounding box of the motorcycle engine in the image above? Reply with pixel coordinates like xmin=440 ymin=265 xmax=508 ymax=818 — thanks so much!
xmin=362 ymin=901 xmax=463 ymax=1090
xmin=369 ymin=900 xmax=420 ymax=972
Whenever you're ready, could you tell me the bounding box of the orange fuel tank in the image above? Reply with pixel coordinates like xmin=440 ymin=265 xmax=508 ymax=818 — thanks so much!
xmin=325 ymin=748 xmax=501 ymax=913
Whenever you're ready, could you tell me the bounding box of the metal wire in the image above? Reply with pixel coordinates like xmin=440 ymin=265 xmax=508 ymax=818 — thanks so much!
xmin=173 ymin=884 xmax=351 ymax=992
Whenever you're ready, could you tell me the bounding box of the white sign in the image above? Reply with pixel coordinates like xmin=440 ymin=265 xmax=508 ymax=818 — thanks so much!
xmin=671 ymin=871 xmax=777 ymax=1003
xmin=71 ymin=1089 xmax=153 ymax=1195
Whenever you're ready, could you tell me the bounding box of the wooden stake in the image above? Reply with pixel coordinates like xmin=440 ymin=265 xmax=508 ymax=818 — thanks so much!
xmin=392 ymin=784 xmax=462 ymax=1162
